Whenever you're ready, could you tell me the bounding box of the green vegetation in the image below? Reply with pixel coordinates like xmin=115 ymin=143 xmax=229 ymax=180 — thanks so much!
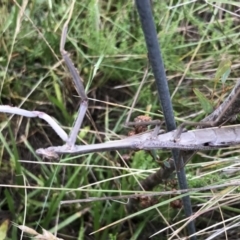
xmin=1 ymin=1 xmax=240 ymax=239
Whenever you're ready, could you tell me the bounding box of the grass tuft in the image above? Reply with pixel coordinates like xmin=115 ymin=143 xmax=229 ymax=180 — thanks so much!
xmin=1 ymin=1 xmax=240 ymax=239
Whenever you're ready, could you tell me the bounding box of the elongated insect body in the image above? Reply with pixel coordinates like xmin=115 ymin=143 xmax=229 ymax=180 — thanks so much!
xmin=36 ymin=124 xmax=240 ymax=157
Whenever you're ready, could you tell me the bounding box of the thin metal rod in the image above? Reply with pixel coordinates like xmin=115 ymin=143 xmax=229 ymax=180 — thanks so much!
xmin=134 ymin=0 xmax=196 ymax=238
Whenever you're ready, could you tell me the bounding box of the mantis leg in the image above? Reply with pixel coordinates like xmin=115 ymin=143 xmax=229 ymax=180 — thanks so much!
xmin=174 ymin=82 xmax=240 ymax=141
xmin=60 ymin=22 xmax=88 ymax=147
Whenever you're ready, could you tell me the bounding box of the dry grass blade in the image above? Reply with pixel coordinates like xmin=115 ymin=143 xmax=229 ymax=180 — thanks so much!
xmin=12 ymin=223 xmax=64 ymax=240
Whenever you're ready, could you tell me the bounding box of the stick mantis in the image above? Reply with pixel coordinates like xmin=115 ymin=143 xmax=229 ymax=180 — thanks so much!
xmin=1 ymin=22 xmax=240 ymax=160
